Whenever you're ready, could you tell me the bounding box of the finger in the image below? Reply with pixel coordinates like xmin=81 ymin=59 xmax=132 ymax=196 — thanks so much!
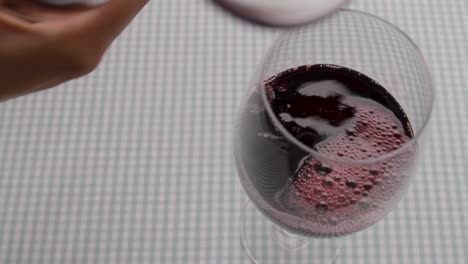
xmin=65 ymin=0 xmax=149 ymax=47
xmin=3 ymin=0 xmax=90 ymax=21
xmin=0 ymin=6 xmax=35 ymax=29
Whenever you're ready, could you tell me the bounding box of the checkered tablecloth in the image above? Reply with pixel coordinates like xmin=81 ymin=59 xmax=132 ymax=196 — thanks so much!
xmin=0 ymin=0 xmax=467 ymax=263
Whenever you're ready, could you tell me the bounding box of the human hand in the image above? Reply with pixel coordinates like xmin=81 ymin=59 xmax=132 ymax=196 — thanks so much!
xmin=0 ymin=0 xmax=149 ymax=101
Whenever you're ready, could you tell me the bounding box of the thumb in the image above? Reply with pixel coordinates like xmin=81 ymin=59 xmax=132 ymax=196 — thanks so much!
xmin=60 ymin=0 xmax=149 ymax=49
xmin=83 ymin=0 xmax=148 ymax=37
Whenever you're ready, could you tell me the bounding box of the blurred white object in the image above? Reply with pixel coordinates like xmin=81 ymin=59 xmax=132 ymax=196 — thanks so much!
xmin=216 ymin=0 xmax=349 ymax=26
xmin=38 ymin=0 xmax=107 ymax=5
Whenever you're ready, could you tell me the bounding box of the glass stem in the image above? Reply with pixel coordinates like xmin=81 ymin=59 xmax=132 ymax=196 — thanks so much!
xmin=275 ymin=228 xmax=310 ymax=250
xmin=275 ymin=228 xmax=340 ymax=263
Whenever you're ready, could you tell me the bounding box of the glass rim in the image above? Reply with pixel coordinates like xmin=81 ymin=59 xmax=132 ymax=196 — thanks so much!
xmin=259 ymin=8 xmax=435 ymax=165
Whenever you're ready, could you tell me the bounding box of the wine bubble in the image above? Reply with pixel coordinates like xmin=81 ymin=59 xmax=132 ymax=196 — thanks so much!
xmin=316 ymin=202 xmax=328 ymax=214
xmin=314 ymin=162 xmax=333 ymax=176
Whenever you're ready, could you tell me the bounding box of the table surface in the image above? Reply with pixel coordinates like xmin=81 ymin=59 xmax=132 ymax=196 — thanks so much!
xmin=1 ymin=1 xmax=467 ymax=263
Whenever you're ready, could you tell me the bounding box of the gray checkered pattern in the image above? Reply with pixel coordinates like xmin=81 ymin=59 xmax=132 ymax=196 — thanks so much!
xmin=0 ymin=0 xmax=466 ymax=263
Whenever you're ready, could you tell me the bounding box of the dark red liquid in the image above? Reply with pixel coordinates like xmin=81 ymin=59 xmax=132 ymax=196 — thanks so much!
xmin=236 ymin=65 xmax=415 ymax=236
xmin=268 ymin=65 xmax=412 ymax=150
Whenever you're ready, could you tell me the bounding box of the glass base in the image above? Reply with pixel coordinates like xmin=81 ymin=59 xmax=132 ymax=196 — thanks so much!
xmin=240 ymin=201 xmax=340 ymax=264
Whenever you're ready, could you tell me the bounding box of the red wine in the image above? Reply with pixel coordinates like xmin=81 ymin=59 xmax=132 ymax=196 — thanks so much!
xmin=235 ymin=64 xmax=416 ymax=237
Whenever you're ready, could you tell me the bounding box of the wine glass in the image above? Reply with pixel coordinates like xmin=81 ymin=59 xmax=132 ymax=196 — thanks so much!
xmin=233 ymin=9 xmax=434 ymax=263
